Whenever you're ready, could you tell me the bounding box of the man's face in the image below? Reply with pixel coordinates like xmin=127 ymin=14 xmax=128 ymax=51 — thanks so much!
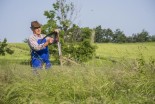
xmin=33 ymin=27 xmax=41 ymax=35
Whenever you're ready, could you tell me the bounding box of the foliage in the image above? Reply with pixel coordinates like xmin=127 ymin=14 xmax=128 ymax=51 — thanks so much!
xmin=43 ymin=0 xmax=76 ymax=33
xmin=113 ymin=29 xmax=126 ymax=43
xmin=53 ymin=0 xmax=75 ymax=32
xmin=94 ymin=25 xmax=103 ymax=43
xmin=94 ymin=26 xmax=154 ymax=43
xmin=94 ymin=25 xmax=113 ymax=43
xmin=0 ymin=38 xmax=14 ymax=56
xmin=65 ymin=27 xmax=96 ymax=62
xmin=151 ymin=35 xmax=155 ymax=41
xmin=48 ymin=26 xmax=96 ymax=63
xmin=42 ymin=0 xmax=96 ymax=63
xmin=136 ymin=29 xmax=150 ymax=42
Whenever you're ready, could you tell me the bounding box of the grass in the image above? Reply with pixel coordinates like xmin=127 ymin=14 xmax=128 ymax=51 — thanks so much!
xmin=0 ymin=43 xmax=30 ymax=61
xmin=0 ymin=42 xmax=155 ymax=103
xmin=0 ymin=61 xmax=154 ymax=103
xmin=2 ymin=42 xmax=155 ymax=64
xmin=96 ymin=42 xmax=155 ymax=61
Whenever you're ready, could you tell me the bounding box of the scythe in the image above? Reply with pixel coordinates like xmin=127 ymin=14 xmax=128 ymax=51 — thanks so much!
xmin=41 ymin=32 xmax=78 ymax=66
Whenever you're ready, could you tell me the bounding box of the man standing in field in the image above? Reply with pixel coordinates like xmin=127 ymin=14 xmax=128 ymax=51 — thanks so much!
xmin=28 ymin=21 xmax=59 ymax=70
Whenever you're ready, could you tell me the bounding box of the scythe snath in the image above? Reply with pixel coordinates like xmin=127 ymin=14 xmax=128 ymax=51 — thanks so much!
xmin=41 ymin=32 xmax=79 ymax=66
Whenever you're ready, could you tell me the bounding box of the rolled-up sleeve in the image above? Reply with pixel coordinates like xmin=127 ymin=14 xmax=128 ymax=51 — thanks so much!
xmin=28 ymin=35 xmax=45 ymax=51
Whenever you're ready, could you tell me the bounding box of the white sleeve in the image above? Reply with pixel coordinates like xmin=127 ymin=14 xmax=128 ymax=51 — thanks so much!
xmin=28 ymin=35 xmax=45 ymax=51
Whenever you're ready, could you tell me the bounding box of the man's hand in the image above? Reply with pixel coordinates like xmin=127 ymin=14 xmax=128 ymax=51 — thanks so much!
xmin=54 ymin=29 xmax=60 ymax=34
xmin=47 ymin=37 xmax=54 ymax=44
xmin=44 ymin=38 xmax=54 ymax=47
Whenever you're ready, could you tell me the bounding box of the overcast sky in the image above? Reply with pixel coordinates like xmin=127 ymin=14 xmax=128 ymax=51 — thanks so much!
xmin=0 ymin=0 xmax=155 ymax=42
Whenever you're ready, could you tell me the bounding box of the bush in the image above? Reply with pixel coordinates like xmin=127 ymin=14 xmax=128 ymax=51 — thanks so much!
xmin=0 ymin=38 xmax=14 ymax=56
xmin=48 ymin=26 xmax=96 ymax=63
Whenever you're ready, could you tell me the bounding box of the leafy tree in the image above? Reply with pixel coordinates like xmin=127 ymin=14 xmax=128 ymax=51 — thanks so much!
xmin=126 ymin=36 xmax=134 ymax=43
xmin=42 ymin=0 xmax=96 ymax=63
xmin=43 ymin=0 xmax=76 ymax=34
xmin=94 ymin=26 xmax=114 ymax=43
xmin=112 ymin=29 xmax=126 ymax=43
xmin=130 ymin=33 xmax=137 ymax=43
xmin=94 ymin=25 xmax=104 ymax=43
xmin=0 ymin=38 xmax=14 ymax=56
xmin=136 ymin=29 xmax=150 ymax=42
xmin=63 ymin=27 xmax=96 ymax=62
xmin=151 ymin=35 xmax=155 ymax=42
xmin=104 ymin=28 xmax=113 ymax=42
xmin=94 ymin=26 xmax=154 ymax=43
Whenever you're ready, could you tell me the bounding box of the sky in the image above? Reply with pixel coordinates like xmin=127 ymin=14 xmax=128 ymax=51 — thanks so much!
xmin=0 ymin=0 xmax=155 ymax=43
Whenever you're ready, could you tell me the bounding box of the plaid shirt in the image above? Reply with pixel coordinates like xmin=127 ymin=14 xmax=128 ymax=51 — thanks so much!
xmin=28 ymin=34 xmax=48 ymax=51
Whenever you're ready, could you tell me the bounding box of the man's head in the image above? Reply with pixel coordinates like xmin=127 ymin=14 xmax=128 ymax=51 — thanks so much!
xmin=30 ymin=21 xmax=42 ymax=35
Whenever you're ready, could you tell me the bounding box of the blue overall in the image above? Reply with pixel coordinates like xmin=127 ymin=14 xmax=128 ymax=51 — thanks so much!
xmin=31 ymin=39 xmax=51 ymax=69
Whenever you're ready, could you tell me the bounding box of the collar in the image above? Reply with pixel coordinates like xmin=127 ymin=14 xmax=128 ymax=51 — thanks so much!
xmin=34 ymin=34 xmax=42 ymax=38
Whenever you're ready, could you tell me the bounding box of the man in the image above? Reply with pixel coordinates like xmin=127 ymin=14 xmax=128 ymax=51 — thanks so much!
xmin=28 ymin=21 xmax=58 ymax=70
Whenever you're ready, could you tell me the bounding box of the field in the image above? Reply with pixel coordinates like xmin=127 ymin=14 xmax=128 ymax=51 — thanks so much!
xmin=0 ymin=42 xmax=155 ymax=104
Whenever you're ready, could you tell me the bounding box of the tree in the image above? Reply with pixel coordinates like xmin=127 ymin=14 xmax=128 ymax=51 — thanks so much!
xmin=151 ymin=35 xmax=155 ymax=42
xmin=126 ymin=36 xmax=134 ymax=43
xmin=42 ymin=0 xmax=96 ymax=63
xmin=136 ymin=29 xmax=150 ymax=42
xmin=94 ymin=26 xmax=114 ymax=43
xmin=43 ymin=0 xmax=76 ymax=34
xmin=63 ymin=26 xmax=96 ymax=62
xmin=104 ymin=28 xmax=113 ymax=42
xmin=0 ymin=38 xmax=14 ymax=56
xmin=112 ymin=29 xmax=126 ymax=43
xmin=94 ymin=25 xmax=104 ymax=43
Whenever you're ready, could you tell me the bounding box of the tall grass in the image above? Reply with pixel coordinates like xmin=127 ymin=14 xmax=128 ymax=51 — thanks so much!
xmin=0 ymin=58 xmax=155 ymax=103
xmin=0 ymin=42 xmax=155 ymax=103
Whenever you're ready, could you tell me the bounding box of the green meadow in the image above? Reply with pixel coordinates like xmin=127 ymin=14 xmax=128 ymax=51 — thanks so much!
xmin=96 ymin=42 xmax=155 ymax=61
xmin=0 ymin=42 xmax=155 ymax=104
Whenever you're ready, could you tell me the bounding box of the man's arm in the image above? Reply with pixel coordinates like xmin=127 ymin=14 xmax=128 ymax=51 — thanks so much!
xmin=28 ymin=36 xmax=54 ymax=51
xmin=28 ymin=35 xmax=48 ymax=51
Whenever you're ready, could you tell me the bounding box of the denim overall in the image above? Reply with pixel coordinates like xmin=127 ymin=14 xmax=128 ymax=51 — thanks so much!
xmin=31 ymin=39 xmax=51 ymax=69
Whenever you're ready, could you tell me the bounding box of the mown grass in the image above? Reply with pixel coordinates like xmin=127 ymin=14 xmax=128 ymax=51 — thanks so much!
xmin=0 ymin=42 xmax=155 ymax=103
xmin=3 ymin=42 xmax=155 ymax=64
xmin=0 ymin=43 xmax=30 ymax=61
xmin=96 ymin=42 xmax=155 ymax=62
